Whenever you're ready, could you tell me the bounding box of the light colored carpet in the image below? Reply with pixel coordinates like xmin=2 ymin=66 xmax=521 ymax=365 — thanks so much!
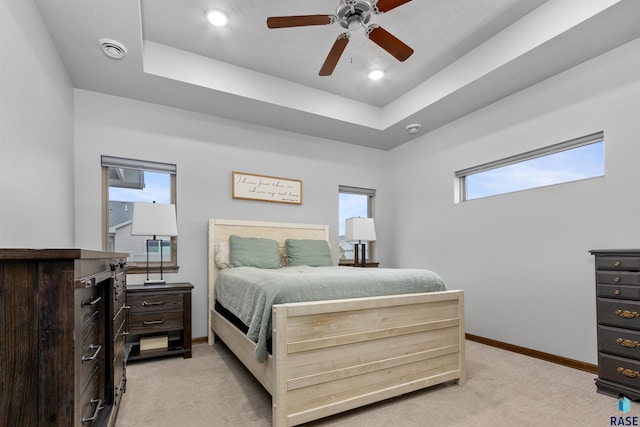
xmin=116 ymin=340 xmax=632 ymax=426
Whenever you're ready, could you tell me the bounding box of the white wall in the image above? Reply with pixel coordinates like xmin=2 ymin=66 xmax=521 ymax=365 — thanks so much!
xmin=0 ymin=0 xmax=75 ymax=247
xmin=73 ymin=90 xmax=390 ymax=338
xmin=6 ymin=0 xmax=640 ymax=363
xmin=388 ymin=38 xmax=640 ymax=364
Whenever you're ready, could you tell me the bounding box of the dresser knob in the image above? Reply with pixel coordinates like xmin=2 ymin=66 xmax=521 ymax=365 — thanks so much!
xmin=614 ymin=277 xmax=621 ymax=283
xmin=615 ymin=289 xmax=621 ymax=295
xmin=614 ymin=261 xmax=622 ymax=267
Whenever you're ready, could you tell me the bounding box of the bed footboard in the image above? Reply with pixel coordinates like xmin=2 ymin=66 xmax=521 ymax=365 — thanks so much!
xmin=271 ymin=290 xmax=465 ymax=426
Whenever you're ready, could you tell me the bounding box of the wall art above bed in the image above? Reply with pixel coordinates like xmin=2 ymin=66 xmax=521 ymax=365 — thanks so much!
xmin=232 ymin=171 xmax=302 ymax=205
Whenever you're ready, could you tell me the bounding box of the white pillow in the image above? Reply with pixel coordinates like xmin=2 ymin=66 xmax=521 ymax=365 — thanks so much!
xmin=214 ymin=242 xmax=230 ymax=269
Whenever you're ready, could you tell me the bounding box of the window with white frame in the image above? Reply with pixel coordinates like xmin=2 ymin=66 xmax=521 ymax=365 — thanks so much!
xmin=456 ymin=132 xmax=604 ymax=202
xmin=338 ymin=185 xmax=375 ymax=262
xmin=102 ymin=156 xmax=177 ymax=274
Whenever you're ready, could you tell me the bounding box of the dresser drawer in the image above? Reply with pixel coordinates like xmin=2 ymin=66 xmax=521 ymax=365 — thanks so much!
xmin=113 ymin=286 xmax=126 ymax=321
xmin=599 ymin=352 xmax=640 ymax=390
xmin=598 ymin=284 xmax=640 ymax=300
xmin=597 ymin=271 xmax=640 ymax=286
xmin=79 ymin=312 xmax=98 ymax=344
xmin=597 ymin=256 xmax=640 ymax=271
xmin=599 ymin=325 xmax=640 ymax=358
xmin=79 ymin=372 xmax=102 ymax=426
xmin=79 ymin=342 xmax=102 ymax=393
xmin=598 ymin=298 xmax=640 ymax=330
xmin=129 ymin=310 xmax=183 ymax=334
xmin=128 ymin=293 xmax=183 ymax=314
xmin=114 ymin=313 xmax=127 ymax=344
xmin=77 ymin=286 xmax=101 ymax=329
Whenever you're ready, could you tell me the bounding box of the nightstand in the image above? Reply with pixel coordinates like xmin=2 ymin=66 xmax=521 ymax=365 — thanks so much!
xmin=126 ymin=282 xmax=193 ymax=361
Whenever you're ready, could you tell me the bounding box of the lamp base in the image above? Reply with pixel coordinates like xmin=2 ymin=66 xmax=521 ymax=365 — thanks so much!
xmin=144 ymin=279 xmax=166 ymax=285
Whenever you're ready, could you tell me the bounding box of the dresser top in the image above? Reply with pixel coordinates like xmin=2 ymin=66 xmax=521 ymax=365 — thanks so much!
xmin=590 ymin=249 xmax=640 ymax=255
xmin=0 ymin=248 xmax=127 ymax=260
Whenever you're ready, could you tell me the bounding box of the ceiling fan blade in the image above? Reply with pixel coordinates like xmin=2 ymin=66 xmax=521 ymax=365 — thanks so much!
xmin=266 ymin=15 xmax=333 ymax=29
xmin=319 ymin=33 xmax=350 ymax=76
xmin=375 ymin=0 xmax=413 ymax=13
xmin=367 ymin=26 xmax=414 ymax=62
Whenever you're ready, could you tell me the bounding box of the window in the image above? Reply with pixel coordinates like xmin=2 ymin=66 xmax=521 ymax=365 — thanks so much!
xmin=338 ymin=185 xmax=375 ymax=263
xmin=456 ymin=132 xmax=604 ymax=202
xmin=102 ymin=156 xmax=177 ymax=274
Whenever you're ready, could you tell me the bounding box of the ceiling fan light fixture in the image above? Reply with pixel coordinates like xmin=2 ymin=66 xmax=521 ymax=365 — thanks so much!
xmin=368 ymin=69 xmax=384 ymax=80
xmin=205 ymin=9 xmax=228 ymax=27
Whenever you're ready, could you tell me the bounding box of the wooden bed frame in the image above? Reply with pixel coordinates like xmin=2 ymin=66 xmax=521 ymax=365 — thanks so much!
xmin=208 ymin=218 xmax=465 ymax=427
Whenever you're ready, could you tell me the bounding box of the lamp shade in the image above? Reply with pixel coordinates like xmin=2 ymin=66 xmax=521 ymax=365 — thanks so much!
xmin=345 ymin=217 xmax=376 ymax=242
xmin=131 ymin=202 xmax=178 ymax=236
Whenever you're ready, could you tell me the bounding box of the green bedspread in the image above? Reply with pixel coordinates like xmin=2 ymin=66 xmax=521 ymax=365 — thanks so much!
xmin=215 ymin=266 xmax=447 ymax=362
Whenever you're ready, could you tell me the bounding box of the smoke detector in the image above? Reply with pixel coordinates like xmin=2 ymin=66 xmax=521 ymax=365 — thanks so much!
xmin=99 ymin=38 xmax=128 ymax=59
xmin=406 ymin=123 xmax=422 ymax=134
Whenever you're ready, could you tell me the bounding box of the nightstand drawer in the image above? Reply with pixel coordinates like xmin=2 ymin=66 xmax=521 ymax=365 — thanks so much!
xmin=599 ymin=352 xmax=640 ymax=390
xmin=598 ymin=284 xmax=640 ymax=300
xmin=598 ymin=298 xmax=640 ymax=330
xmin=128 ymin=293 xmax=183 ymax=314
xmin=129 ymin=310 xmax=183 ymax=334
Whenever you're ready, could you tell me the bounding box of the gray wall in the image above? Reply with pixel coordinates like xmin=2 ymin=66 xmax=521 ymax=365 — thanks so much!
xmin=387 ymin=38 xmax=640 ymax=364
xmin=73 ymin=89 xmax=390 ymax=339
xmin=0 ymin=0 xmax=75 ymax=247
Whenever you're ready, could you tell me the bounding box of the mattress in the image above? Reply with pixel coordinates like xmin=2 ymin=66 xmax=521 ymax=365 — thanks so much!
xmin=215 ymin=265 xmax=447 ymax=362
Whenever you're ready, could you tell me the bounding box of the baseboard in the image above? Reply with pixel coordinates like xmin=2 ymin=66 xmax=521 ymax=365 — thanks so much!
xmin=465 ymin=333 xmax=597 ymax=374
xmin=193 ymin=336 xmax=208 ymax=345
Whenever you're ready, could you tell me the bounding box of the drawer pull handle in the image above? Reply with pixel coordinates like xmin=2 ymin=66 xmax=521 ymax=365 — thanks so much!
xmin=614 ymin=261 xmax=622 ymax=267
xmin=615 ymin=289 xmax=621 ymax=295
xmin=617 ymin=338 xmax=640 ymax=348
xmin=82 ymin=399 xmax=104 ymax=424
xmin=614 ymin=277 xmax=621 ymax=283
xmin=617 ymin=367 xmax=640 ymax=378
xmin=142 ymin=301 xmax=165 ymax=307
xmin=81 ymin=344 xmax=102 ymax=363
xmin=143 ymin=319 xmax=165 ymax=325
xmin=615 ymin=310 xmax=640 ymax=319
xmin=81 ymin=296 xmax=102 ymax=307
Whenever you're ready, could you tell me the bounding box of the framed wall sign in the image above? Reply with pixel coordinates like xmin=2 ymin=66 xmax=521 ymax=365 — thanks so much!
xmin=232 ymin=172 xmax=302 ymax=205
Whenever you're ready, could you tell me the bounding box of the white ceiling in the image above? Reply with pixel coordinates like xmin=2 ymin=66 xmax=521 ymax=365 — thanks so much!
xmin=34 ymin=0 xmax=640 ymax=150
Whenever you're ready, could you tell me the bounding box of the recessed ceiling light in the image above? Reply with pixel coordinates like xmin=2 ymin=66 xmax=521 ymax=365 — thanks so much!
xmin=205 ymin=10 xmax=228 ymax=27
xmin=368 ymin=70 xmax=384 ymax=81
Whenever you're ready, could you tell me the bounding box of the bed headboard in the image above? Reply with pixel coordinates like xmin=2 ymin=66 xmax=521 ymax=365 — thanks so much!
xmin=207 ymin=218 xmax=329 ymax=343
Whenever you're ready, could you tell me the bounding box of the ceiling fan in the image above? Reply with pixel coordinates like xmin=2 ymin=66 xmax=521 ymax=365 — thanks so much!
xmin=266 ymin=0 xmax=414 ymax=76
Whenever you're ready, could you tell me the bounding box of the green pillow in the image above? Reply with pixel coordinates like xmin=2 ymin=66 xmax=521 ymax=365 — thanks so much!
xmin=285 ymin=239 xmax=333 ymax=267
xmin=229 ymin=235 xmax=281 ymax=269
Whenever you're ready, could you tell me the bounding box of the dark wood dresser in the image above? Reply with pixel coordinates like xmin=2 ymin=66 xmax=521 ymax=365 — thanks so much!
xmin=591 ymin=249 xmax=640 ymax=400
xmin=0 ymin=249 xmax=128 ymax=426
